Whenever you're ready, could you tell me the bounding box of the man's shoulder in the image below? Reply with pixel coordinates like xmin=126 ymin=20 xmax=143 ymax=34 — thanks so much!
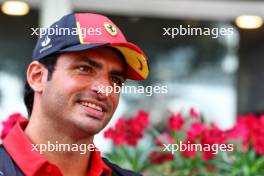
xmin=0 ymin=144 xmax=9 ymax=163
xmin=0 ymin=144 xmax=13 ymax=167
xmin=102 ymin=158 xmax=143 ymax=176
xmin=0 ymin=144 xmax=24 ymax=176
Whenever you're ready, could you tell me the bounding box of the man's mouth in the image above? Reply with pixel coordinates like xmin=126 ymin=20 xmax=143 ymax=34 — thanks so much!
xmin=78 ymin=100 xmax=107 ymax=120
xmin=80 ymin=102 xmax=103 ymax=112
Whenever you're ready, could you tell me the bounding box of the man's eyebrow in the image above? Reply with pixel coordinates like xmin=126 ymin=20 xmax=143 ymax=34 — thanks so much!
xmin=79 ymin=57 xmax=102 ymax=69
xmin=78 ymin=56 xmax=126 ymax=79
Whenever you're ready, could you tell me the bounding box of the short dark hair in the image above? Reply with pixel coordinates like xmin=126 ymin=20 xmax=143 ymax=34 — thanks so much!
xmin=24 ymin=54 xmax=59 ymax=116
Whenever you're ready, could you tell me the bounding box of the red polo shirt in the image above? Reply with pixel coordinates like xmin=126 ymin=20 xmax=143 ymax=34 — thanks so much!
xmin=2 ymin=120 xmax=112 ymax=176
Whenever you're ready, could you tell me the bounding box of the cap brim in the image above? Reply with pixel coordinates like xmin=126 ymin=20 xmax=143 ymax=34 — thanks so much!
xmin=57 ymin=42 xmax=149 ymax=80
xmin=110 ymin=42 xmax=149 ymax=80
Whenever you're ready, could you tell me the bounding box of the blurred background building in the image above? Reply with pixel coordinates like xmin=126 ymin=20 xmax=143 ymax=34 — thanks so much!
xmin=0 ymin=0 xmax=263 ymax=149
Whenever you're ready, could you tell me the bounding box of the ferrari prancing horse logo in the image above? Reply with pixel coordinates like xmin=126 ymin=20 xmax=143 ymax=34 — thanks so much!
xmin=104 ymin=22 xmax=117 ymax=36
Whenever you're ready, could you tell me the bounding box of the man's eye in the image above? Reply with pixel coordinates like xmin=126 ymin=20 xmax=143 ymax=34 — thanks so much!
xmin=78 ymin=66 xmax=92 ymax=73
xmin=111 ymin=76 xmax=124 ymax=86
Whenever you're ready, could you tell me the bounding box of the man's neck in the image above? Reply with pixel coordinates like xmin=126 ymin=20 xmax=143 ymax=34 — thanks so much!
xmin=24 ymin=114 xmax=93 ymax=176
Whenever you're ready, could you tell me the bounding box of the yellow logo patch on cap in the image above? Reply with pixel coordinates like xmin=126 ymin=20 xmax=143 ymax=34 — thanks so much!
xmin=104 ymin=22 xmax=117 ymax=36
xmin=113 ymin=46 xmax=149 ymax=79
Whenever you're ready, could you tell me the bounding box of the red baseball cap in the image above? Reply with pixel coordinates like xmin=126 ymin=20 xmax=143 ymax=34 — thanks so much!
xmin=32 ymin=13 xmax=149 ymax=80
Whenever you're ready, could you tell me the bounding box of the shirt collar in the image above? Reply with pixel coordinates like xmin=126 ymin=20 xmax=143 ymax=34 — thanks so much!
xmin=3 ymin=120 xmax=112 ymax=176
xmin=89 ymin=147 xmax=112 ymax=176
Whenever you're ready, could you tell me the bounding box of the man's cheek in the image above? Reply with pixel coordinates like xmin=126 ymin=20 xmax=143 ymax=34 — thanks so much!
xmin=106 ymin=95 xmax=119 ymax=118
xmin=112 ymin=93 xmax=120 ymax=109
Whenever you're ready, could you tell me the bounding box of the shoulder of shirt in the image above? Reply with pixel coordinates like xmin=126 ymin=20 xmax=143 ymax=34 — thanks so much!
xmin=0 ymin=144 xmax=25 ymax=176
xmin=102 ymin=157 xmax=143 ymax=176
xmin=0 ymin=144 xmax=142 ymax=176
xmin=0 ymin=144 xmax=12 ymax=166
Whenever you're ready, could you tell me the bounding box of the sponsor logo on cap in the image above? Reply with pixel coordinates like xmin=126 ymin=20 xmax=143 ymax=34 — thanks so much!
xmin=104 ymin=22 xmax=117 ymax=36
xmin=137 ymin=57 xmax=144 ymax=71
xmin=40 ymin=35 xmax=52 ymax=53
xmin=41 ymin=35 xmax=51 ymax=47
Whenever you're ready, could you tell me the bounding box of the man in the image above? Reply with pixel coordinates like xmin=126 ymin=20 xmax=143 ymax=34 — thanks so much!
xmin=0 ymin=13 xmax=149 ymax=176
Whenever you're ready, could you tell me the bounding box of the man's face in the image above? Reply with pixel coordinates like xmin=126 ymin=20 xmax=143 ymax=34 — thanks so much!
xmin=41 ymin=47 xmax=126 ymax=136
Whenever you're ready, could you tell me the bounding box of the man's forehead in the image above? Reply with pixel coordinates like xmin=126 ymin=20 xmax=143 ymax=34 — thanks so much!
xmin=59 ymin=48 xmax=127 ymax=74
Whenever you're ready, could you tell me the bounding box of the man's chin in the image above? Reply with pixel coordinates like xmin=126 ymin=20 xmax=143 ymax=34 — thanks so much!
xmin=76 ymin=121 xmax=105 ymax=135
xmin=69 ymin=113 xmax=109 ymax=136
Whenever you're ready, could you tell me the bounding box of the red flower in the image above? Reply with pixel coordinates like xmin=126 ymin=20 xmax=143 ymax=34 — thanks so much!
xmin=187 ymin=122 xmax=207 ymax=140
xmin=168 ymin=113 xmax=184 ymax=131
xmin=251 ymin=115 xmax=264 ymax=154
xmin=226 ymin=113 xmax=264 ymax=154
xmin=247 ymin=114 xmax=260 ymax=137
xmin=253 ymin=136 xmax=264 ymax=155
xmin=135 ymin=110 xmax=149 ymax=128
xmin=189 ymin=107 xmax=200 ymax=118
xmin=226 ymin=116 xmax=250 ymax=151
xmin=148 ymin=150 xmax=174 ymax=164
xmin=1 ymin=113 xmax=25 ymax=139
xmin=104 ymin=110 xmax=149 ymax=146
xmin=104 ymin=128 xmax=126 ymax=146
xmin=181 ymin=139 xmax=197 ymax=158
xmin=201 ymin=124 xmax=227 ymax=161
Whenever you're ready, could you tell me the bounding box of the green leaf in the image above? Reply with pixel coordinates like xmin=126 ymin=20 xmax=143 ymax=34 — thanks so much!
xmin=251 ymin=156 xmax=264 ymax=174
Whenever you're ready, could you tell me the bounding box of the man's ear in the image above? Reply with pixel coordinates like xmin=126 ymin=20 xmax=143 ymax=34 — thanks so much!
xmin=26 ymin=61 xmax=48 ymax=93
